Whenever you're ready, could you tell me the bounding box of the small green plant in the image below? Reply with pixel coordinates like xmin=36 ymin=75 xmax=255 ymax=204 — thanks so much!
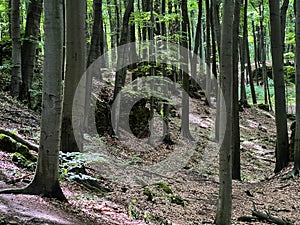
xmin=59 ymin=151 xmax=105 ymax=181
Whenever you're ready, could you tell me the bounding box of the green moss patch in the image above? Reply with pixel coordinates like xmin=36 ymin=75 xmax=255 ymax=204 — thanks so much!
xmin=0 ymin=133 xmax=37 ymax=162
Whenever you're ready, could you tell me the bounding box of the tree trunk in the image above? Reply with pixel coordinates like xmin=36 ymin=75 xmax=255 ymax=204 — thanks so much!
xmin=280 ymin=0 xmax=289 ymax=51
xmin=0 ymin=0 xmax=66 ymax=201
xmin=252 ymin=20 xmax=259 ymax=85
xmin=10 ymin=0 xmax=22 ymax=98
xmin=245 ymin=22 xmax=257 ymax=104
xmin=21 ymin=0 xmax=43 ymax=107
xmin=61 ymin=0 xmax=86 ymax=153
xmin=215 ymin=0 xmax=234 ymax=223
xmin=87 ymin=0 xmax=105 ymax=67
xmin=232 ymin=0 xmax=241 ymax=181
xmin=293 ymin=0 xmax=300 ymax=173
xmin=239 ymin=37 xmax=247 ymax=106
xmin=205 ymin=0 xmax=211 ymax=105
xmin=181 ymin=0 xmax=193 ymax=140
xmin=112 ymin=0 xmax=134 ymax=136
xmin=269 ymin=0 xmax=289 ymax=173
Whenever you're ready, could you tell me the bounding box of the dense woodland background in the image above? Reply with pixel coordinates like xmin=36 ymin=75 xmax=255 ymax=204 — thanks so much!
xmin=0 ymin=0 xmax=300 ymax=224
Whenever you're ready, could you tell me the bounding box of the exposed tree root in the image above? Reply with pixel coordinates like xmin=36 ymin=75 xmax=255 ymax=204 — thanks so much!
xmin=0 ymin=128 xmax=39 ymax=152
xmin=0 ymin=182 xmax=67 ymax=202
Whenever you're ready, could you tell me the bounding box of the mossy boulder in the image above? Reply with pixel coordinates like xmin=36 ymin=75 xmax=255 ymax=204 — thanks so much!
xmin=0 ymin=133 xmax=17 ymax=152
xmin=0 ymin=133 xmax=37 ymax=162
xmin=17 ymin=144 xmax=37 ymax=162
xmin=12 ymin=152 xmax=36 ymax=171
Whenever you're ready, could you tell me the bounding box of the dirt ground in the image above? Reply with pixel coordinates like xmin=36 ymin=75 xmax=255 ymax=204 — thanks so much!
xmin=0 ymin=88 xmax=299 ymax=225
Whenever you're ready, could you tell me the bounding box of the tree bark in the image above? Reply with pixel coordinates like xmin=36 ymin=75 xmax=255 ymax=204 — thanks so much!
xmin=87 ymin=0 xmax=105 ymax=67
xmin=269 ymin=0 xmax=289 ymax=173
xmin=21 ymin=0 xmax=43 ymax=107
xmin=232 ymin=0 xmax=241 ymax=181
xmin=280 ymin=0 xmax=289 ymax=50
xmin=0 ymin=0 xmax=66 ymax=201
xmin=293 ymin=0 xmax=300 ymax=173
xmin=10 ymin=0 xmax=22 ymax=98
xmin=181 ymin=0 xmax=193 ymax=139
xmin=61 ymin=0 xmax=86 ymax=153
xmin=215 ymin=0 xmax=234 ymax=223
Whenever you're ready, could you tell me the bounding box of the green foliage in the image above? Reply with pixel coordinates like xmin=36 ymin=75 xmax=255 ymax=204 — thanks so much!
xmin=12 ymin=152 xmax=36 ymax=171
xmin=59 ymin=151 xmax=105 ymax=181
xmin=154 ymin=182 xmax=173 ymax=194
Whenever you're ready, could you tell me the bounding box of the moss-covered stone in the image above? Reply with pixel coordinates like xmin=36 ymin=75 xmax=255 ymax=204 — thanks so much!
xmin=12 ymin=152 xmax=36 ymax=171
xmin=0 ymin=133 xmax=37 ymax=162
xmin=17 ymin=144 xmax=37 ymax=162
xmin=0 ymin=133 xmax=18 ymax=152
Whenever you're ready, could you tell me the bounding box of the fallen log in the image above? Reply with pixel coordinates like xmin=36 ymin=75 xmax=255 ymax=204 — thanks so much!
xmin=0 ymin=128 xmax=39 ymax=152
xmin=252 ymin=209 xmax=295 ymax=225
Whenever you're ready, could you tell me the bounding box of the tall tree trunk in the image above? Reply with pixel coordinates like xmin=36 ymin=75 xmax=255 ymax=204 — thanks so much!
xmin=0 ymin=0 xmax=66 ymax=201
xmin=10 ymin=0 xmax=22 ymax=98
xmin=181 ymin=0 xmax=193 ymax=139
xmin=280 ymin=0 xmax=289 ymax=51
xmin=239 ymin=37 xmax=247 ymax=106
xmin=113 ymin=0 xmax=134 ymax=99
xmin=240 ymin=0 xmax=248 ymax=107
xmin=260 ymin=5 xmax=269 ymax=108
xmin=232 ymin=0 xmax=241 ymax=181
xmin=252 ymin=20 xmax=259 ymax=85
xmin=112 ymin=0 xmax=134 ymax=136
xmin=205 ymin=0 xmax=211 ymax=105
xmin=215 ymin=0 xmax=234 ymax=223
xmin=269 ymin=0 xmax=289 ymax=173
xmin=245 ymin=21 xmax=257 ymax=104
xmin=61 ymin=0 xmax=86 ymax=153
xmin=294 ymin=0 xmax=300 ymax=173
xmin=87 ymin=0 xmax=105 ymax=67
xmin=21 ymin=0 xmax=43 ymax=107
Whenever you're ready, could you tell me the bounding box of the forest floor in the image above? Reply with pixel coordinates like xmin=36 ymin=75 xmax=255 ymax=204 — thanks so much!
xmin=0 ymin=78 xmax=299 ymax=225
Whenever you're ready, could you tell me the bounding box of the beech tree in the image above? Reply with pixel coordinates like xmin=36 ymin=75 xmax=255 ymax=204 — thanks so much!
xmin=232 ymin=0 xmax=241 ymax=181
xmin=61 ymin=0 xmax=86 ymax=153
xmin=10 ymin=0 xmax=22 ymax=98
xmin=215 ymin=0 xmax=234 ymax=223
xmin=293 ymin=0 xmax=300 ymax=174
xmin=269 ymin=0 xmax=289 ymax=173
xmin=0 ymin=0 xmax=66 ymax=201
xmin=21 ymin=0 xmax=43 ymax=107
